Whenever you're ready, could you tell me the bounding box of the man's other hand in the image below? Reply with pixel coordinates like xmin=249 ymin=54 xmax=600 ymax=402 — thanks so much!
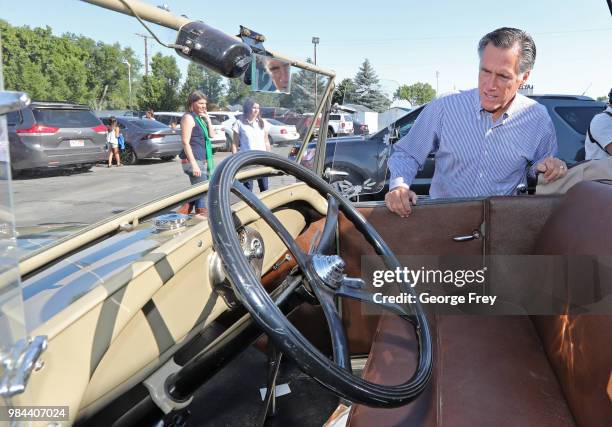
xmin=385 ymin=187 xmax=418 ymax=217
xmin=536 ymin=156 xmax=567 ymax=183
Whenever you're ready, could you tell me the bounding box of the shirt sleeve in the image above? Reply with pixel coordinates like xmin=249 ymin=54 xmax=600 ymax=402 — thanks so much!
xmin=232 ymin=120 xmax=240 ymax=134
xmin=590 ymin=112 xmax=612 ymax=149
xmin=528 ymin=111 xmax=558 ymax=178
xmin=388 ymin=99 xmax=443 ymax=190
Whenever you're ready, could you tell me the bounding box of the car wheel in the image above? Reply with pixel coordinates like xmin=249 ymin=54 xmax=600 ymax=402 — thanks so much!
xmin=225 ymin=134 xmax=233 ymax=152
xmin=327 ymin=128 xmax=335 ymax=138
xmin=121 ymin=145 xmax=137 ymax=165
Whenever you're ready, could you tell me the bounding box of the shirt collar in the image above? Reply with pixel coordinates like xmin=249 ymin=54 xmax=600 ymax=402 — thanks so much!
xmin=474 ymin=89 xmax=523 ymax=121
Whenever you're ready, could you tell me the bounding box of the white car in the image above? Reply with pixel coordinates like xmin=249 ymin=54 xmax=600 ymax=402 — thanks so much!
xmin=208 ymin=111 xmax=242 ymax=150
xmin=154 ymin=112 xmax=227 ymax=151
xmin=265 ymin=118 xmax=301 ymax=145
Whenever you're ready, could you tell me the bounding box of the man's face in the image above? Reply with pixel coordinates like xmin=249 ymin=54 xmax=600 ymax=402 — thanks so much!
xmin=478 ymin=43 xmax=529 ymax=118
xmin=267 ymin=60 xmax=289 ymax=91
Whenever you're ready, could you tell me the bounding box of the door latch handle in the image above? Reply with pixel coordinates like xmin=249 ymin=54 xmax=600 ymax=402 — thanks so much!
xmin=453 ymin=230 xmax=481 ymax=242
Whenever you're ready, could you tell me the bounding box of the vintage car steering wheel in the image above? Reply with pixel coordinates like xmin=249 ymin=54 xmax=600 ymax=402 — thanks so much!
xmin=208 ymin=150 xmax=433 ymax=407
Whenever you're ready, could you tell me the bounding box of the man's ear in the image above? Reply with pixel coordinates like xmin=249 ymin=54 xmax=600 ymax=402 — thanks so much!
xmin=520 ymin=70 xmax=531 ymax=84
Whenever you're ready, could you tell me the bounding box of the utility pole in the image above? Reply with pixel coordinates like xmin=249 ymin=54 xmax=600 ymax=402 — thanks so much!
xmin=122 ymin=60 xmax=132 ymax=110
xmin=312 ymin=37 xmax=319 ymax=111
xmin=135 ymin=33 xmax=153 ymax=76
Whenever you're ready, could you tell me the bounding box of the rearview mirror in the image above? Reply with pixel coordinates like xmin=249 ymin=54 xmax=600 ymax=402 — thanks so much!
xmin=251 ymin=54 xmax=291 ymax=94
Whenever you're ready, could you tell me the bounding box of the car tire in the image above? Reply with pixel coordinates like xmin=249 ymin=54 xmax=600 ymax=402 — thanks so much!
xmin=121 ymin=145 xmax=137 ymax=165
xmin=327 ymin=128 xmax=335 ymax=138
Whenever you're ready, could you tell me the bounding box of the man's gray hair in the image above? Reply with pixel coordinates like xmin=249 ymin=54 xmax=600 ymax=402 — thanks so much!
xmin=478 ymin=27 xmax=536 ymax=74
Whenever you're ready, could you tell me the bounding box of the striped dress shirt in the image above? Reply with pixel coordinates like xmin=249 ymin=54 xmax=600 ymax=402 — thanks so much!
xmin=388 ymin=88 xmax=557 ymax=198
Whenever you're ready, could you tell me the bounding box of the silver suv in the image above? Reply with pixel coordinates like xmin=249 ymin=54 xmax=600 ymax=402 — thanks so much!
xmin=6 ymin=101 xmax=107 ymax=173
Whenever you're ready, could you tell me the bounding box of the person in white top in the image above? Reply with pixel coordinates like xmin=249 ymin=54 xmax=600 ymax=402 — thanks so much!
xmin=232 ymin=99 xmax=272 ymax=191
xmin=584 ymin=88 xmax=612 ymax=160
xmin=106 ymin=117 xmax=122 ymax=167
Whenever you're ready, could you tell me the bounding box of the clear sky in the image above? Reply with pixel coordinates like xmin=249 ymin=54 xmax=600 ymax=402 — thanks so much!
xmin=1 ymin=0 xmax=611 ymax=99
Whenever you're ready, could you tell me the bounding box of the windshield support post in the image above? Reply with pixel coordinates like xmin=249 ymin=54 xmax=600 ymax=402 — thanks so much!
xmin=313 ymin=79 xmax=335 ymax=176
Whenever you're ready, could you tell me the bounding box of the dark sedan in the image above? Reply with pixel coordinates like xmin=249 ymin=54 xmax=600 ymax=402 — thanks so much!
xmin=290 ymin=95 xmax=606 ymax=199
xmin=100 ymin=117 xmax=182 ymax=165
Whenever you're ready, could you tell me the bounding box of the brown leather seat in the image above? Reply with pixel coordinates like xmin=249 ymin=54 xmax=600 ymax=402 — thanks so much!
xmin=348 ymin=181 xmax=612 ymax=427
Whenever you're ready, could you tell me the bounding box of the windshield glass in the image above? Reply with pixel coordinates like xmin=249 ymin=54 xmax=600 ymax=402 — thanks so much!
xmin=32 ymin=108 xmax=101 ymax=127
xmin=0 ymin=11 xmax=330 ymax=257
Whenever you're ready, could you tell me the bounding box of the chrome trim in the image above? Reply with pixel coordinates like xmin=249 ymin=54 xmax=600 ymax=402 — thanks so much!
xmin=153 ymin=213 xmax=188 ymax=232
xmin=0 ymin=335 xmax=47 ymax=397
xmin=312 ymin=255 xmax=345 ymax=289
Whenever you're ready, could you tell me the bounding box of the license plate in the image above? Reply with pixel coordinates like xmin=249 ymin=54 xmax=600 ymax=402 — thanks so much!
xmin=70 ymin=139 xmax=85 ymax=147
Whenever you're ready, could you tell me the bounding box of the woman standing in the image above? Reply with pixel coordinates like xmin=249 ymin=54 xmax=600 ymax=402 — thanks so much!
xmin=179 ymin=91 xmax=216 ymax=217
xmin=106 ymin=117 xmax=122 ymax=167
xmin=231 ymin=99 xmax=271 ymax=192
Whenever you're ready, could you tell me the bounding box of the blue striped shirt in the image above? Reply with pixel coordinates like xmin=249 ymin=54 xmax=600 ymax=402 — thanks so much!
xmin=388 ymin=89 xmax=557 ymax=198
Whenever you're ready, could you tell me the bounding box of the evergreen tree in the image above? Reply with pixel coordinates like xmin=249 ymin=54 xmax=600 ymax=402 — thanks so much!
xmin=287 ymin=58 xmax=328 ymax=113
xmin=332 ymin=78 xmax=357 ymax=105
xmin=352 ymin=59 xmax=390 ymax=112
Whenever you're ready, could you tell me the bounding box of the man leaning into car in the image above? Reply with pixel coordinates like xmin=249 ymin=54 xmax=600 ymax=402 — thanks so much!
xmin=385 ymin=27 xmax=568 ymax=217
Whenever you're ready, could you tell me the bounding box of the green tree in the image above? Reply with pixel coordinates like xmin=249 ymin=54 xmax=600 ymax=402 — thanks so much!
xmin=0 ymin=21 xmax=141 ymax=109
xmin=181 ymin=63 xmax=225 ymax=106
xmin=224 ymin=78 xmax=251 ymax=107
xmin=332 ymin=78 xmax=357 ymax=105
xmin=596 ymin=95 xmax=608 ymax=102
xmin=138 ymin=53 xmax=181 ymax=111
xmin=352 ymin=59 xmax=390 ymax=112
xmin=394 ymin=82 xmax=436 ymax=106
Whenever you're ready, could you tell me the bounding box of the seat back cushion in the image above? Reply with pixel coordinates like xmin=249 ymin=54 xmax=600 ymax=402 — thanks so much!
xmin=533 ymin=180 xmax=612 ymax=427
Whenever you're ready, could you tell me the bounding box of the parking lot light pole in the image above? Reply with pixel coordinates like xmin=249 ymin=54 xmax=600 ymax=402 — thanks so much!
xmin=312 ymin=37 xmax=319 ymax=110
xmin=122 ymin=60 xmax=132 ymax=110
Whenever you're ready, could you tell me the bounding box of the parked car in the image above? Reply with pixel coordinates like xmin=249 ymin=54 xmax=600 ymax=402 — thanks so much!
xmin=100 ymin=116 xmax=182 ymax=165
xmin=153 ymin=112 xmax=227 ymax=151
xmin=327 ymin=112 xmax=354 ymax=137
xmin=6 ymin=101 xmax=107 ymax=173
xmin=277 ymin=111 xmax=321 ymax=140
xmin=290 ymin=95 xmax=607 ymax=199
xmin=265 ymin=118 xmax=300 ymax=145
xmin=208 ymin=110 xmax=242 ymax=151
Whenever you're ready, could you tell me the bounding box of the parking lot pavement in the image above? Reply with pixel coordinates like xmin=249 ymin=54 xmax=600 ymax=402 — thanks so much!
xmin=13 ymin=145 xmax=297 ymax=227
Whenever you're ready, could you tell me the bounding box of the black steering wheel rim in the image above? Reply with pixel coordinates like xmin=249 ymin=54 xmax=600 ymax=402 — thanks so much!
xmin=207 ymin=150 xmax=433 ymax=407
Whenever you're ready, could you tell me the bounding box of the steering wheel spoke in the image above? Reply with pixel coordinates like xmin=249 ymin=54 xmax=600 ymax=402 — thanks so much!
xmin=311 ymin=287 xmax=351 ymax=372
xmin=335 ymin=277 xmax=417 ymax=323
xmin=314 ymin=194 xmax=339 ymax=255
